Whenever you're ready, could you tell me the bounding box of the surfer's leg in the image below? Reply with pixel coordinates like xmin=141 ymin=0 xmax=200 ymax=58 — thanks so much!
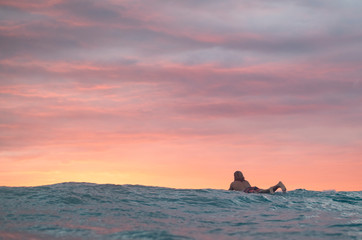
xmin=271 ymin=181 xmax=287 ymax=192
xmin=257 ymin=188 xmax=274 ymax=194
xmin=253 ymin=182 xmax=287 ymax=194
xmin=256 ymin=181 xmax=287 ymax=194
xmin=278 ymin=181 xmax=287 ymax=192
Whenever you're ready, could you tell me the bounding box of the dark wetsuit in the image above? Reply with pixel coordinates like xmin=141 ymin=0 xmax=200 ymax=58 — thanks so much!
xmin=244 ymin=186 xmax=261 ymax=193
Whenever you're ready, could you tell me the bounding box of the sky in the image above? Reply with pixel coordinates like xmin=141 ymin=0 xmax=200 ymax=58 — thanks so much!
xmin=1 ymin=0 xmax=361 ymax=191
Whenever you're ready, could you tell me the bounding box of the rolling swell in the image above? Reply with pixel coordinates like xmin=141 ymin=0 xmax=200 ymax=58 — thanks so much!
xmin=0 ymin=183 xmax=361 ymax=240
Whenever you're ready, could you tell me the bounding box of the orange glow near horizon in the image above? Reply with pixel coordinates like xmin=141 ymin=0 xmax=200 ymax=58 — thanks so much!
xmin=1 ymin=138 xmax=361 ymax=191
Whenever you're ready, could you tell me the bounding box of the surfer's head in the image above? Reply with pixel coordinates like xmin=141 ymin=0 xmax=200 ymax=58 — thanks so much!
xmin=234 ymin=171 xmax=245 ymax=182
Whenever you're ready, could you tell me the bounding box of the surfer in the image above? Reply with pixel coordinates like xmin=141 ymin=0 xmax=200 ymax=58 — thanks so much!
xmin=229 ymin=171 xmax=286 ymax=193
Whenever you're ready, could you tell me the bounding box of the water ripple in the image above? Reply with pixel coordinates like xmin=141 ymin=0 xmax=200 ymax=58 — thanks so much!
xmin=0 ymin=183 xmax=361 ymax=240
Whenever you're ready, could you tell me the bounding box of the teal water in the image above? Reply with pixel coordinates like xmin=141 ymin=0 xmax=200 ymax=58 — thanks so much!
xmin=0 ymin=182 xmax=361 ymax=239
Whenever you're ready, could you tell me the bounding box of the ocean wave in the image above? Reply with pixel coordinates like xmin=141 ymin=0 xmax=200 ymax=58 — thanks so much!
xmin=0 ymin=182 xmax=361 ymax=239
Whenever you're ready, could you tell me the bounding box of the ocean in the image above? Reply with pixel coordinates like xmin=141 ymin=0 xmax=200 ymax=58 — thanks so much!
xmin=0 ymin=182 xmax=361 ymax=240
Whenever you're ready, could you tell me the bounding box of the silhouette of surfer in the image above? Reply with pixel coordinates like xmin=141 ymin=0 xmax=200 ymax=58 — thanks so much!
xmin=229 ymin=171 xmax=286 ymax=193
